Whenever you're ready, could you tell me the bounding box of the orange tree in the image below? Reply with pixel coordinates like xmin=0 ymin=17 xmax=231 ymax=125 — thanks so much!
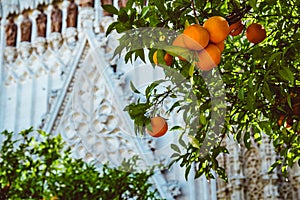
xmin=103 ymin=0 xmax=300 ymax=181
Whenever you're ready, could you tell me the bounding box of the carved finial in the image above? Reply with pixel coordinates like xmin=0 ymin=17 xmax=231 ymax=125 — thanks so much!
xmin=21 ymin=11 xmax=32 ymax=42
xmin=36 ymin=5 xmax=47 ymax=37
xmin=5 ymin=15 xmax=18 ymax=47
xmin=51 ymin=4 xmax=63 ymax=33
xmin=66 ymin=0 xmax=78 ymax=28
xmin=79 ymin=0 xmax=94 ymax=7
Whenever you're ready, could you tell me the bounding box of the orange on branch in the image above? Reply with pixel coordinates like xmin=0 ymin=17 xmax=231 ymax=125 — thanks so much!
xmin=172 ymin=34 xmax=188 ymax=61
xmin=153 ymin=51 xmax=173 ymax=66
xmin=214 ymin=40 xmax=225 ymax=52
xmin=229 ymin=20 xmax=244 ymax=36
xmin=246 ymin=23 xmax=266 ymax=44
xmin=203 ymin=16 xmax=229 ymax=43
xmin=196 ymin=43 xmax=221 ymax=71
xmin=278 ymin=115 xmax=285 ymax=126
xmin=172 ymin=34 xmax=187 ymax=48
xmin=164 ymin=53 xmax=173 ymax=66
xmin=146 ymin=116 xmax=168 ymax=138
xmin=153 ymin=51 xmax=158 ymax=65
xmin=182 ymin=24 xmax=209 ymax=51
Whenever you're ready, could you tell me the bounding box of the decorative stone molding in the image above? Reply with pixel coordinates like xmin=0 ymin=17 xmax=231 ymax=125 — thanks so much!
xmin=165 ymin=181 xmax=181 ymax=198
xmin=48 ymin=32 xmax=63 ymax=51
xmin=19 ymin=0 xmax=35 ymax=12
xmin=4 ymin=46 xmax=17 ymax=64
xmin=18 ymin=41 xmax=32 ymax=60
xmin=2 ymin=0 xmax=20 ymax=18
xmin=33 ymin=37 xmax=47 ymax=55
xmin=64 ymin=27 xmax=78 ymax=50
xmin=79 ymin=7 xmax=94 ymax=29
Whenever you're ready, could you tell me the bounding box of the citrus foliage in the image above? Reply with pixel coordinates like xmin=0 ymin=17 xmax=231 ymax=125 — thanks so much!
xmin=103 ymin=0 xmax=300 ymax=181
xmin=0 ymin=128 xmax=160 ymax=199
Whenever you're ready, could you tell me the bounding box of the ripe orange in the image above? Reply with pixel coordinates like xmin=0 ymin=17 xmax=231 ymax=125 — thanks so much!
xmin=153 ymin=51 xmax=158 ymax=65
xmin=164 ymin=53 xmax=173 ymax=66
xmin=172 ymin=34 xmax=187 ymax=48
xmin=214 ymin=40 xmax=225 ymax=52
xmin=172 ymin=34 xmax=188 ymax=61
xmin=146 ymin=116 xmax=168 ymax=137
xmin=246 ymin=23 xmax=266 ymax=44
xmin=153 ymin=51 xmax=173 ymax=66
xmin=196 ymin=43 xmax=221 ymax=71
xmin=278 ymin=115 xmax=285 ymax=126
xmin=203 ymin=16 xmax=229 ymax=43
xmin=183 ymin=24 xmax=209 ymax=51
xmin=229 ymin=20 xmax=244 ymax=36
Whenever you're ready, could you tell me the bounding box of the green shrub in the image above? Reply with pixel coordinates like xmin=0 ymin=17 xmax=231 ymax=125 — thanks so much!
xmin=0 ymin=128 xmax=161 ymax=200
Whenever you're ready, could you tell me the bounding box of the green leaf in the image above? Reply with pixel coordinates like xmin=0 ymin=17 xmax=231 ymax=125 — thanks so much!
xmin=184 ymin=19 xmax=190 ymax=29
xmin=170 ymin=126 xmax=184 ymax=131
xmin=238 ymin=88 xmax=244 ymax=100
xmin=168 ymin=101 xmax=181 ymax=113
xmin=279 ymin=66 xmax=294 ymax=83
xmin=145 ymin=79 xmax=166 ymax=99
xmin=154 ymin=0 xmax=166 ymax=15
xmin=188 ymin=135 xmax=200 ymax=149
xmin=135 ymin=49 xmax=145 ymax=62
xmin=244 ymin=131 xmax=251 ymax=149
xmin=130 ymin=81 xmax=141 ymax=94
xmin=249 ymin=0 xmax=258 ymax=11
xmin=268 ymin=52 xmax=281 ymax=67
xmin=200 ymin=114 xmax=207 ymax=125
xmin=102 ymin=5 xmax=118 ymax=15
xmin=189 ymin=64 xmax=195 ymax=77
xmin=106 ymin=22 xmax=118 ymax=36
xmin=263 ymin=83 xmax=272 ymax=102
xmin=185 ymin=165 xmax=191 ymax=180
xmin=118 ymin=9 xmax=129 ymax=23
xmin=171 ymin=153 xmax=181 ymax=158
xmin=141 ymin=7 xmax=150 ymax=18
xmin=171 ymin=144 xmax=181 ymax=153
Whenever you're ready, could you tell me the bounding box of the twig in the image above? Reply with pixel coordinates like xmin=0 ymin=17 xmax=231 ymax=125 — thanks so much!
xmin=191 ymin=0 xmax=200 ymax=24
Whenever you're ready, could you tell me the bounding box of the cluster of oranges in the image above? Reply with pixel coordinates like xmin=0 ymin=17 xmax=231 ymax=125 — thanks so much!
xmin=153 ymin=16 xmax=267 ymax=72
xmin=148 ymin=17 xmax=266 ymax=138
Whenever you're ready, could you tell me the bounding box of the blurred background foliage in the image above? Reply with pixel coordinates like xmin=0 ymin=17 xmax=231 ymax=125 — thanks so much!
xmin=0 ymin=128 xmax=160 ymax=200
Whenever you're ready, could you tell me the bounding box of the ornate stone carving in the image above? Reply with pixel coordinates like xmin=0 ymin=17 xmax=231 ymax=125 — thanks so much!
xmin=4 ymin=47 xmax=17 ymax=64
xmin=2 ymin=0 xmax=19 ymax=18
xmin=35 ymin=0 xmax=50 ymax=7
xmin=19 ymin=0 xmax=35 ymax=11
xmin=21 ymin=12 xmax=32 ymax=42
xmin=51 ymin=4 xmax=63 ymax=33
xmin=5 ymin=16 xmax=18 ymax=47
xmin=64 ymin=27 xmax=78 ymax=50
xmin=19 ymin=42 xmax=32 ymax=60
xmin=244 ymin=148 xmax=263 ymax=200
xmin=79 ymin=7 xmax=95 ymax=29
xmin=58 ymin=54 xmax=138 ymax=165
xmin=165 ymin=181 xmax=181 ymax=198
xmin=101 ymin=0 xmax=113 ymax=16
xmin=66 ymin=0 xmax=78 ymax=28
xmin=33 ymin=37 xmax=47 ymax=55
xmin=48 ymin=32 xmax=63 ymax=51
xmin=36 ymin=5 xmax=47 ymax=37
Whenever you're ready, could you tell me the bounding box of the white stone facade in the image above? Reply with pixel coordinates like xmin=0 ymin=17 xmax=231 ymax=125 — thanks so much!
xmin=0 ymin=1 xmax=299 ymax=199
